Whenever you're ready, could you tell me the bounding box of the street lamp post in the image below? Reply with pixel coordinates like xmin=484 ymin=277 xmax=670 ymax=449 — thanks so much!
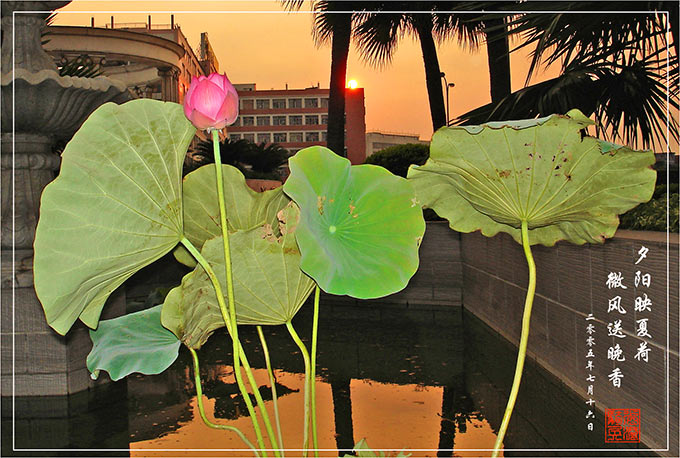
xmin=440 ymin=72 xmax=455 ymax=126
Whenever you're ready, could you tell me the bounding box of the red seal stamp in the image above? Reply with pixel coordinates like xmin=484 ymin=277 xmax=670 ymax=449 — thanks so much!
xmin=605 ymin=408 xmax=641 ymax=443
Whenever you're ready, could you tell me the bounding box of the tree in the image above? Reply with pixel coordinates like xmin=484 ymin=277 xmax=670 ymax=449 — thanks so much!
xmin=283 ymin=1 xmax=365 ymax=156
xmin=353 ymin=2 xmax=448 ymax=130
xmin=189 ymin=138 xmax=288 ymax=179
xmin=458 ymin=1 xmax=679 ymax=149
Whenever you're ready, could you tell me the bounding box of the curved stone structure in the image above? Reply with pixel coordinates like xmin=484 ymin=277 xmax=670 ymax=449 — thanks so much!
xmin=43 ymin=25 xmax=185 ymax=70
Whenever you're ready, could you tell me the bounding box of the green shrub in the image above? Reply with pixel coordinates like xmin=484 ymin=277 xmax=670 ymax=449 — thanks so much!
xmin=364 ymin=143 xmax=429 ymax=178
xmin=620 ymin=185 xmax=679 ymax=232
xmin=364 ymin=143 xmax=443 ymax=221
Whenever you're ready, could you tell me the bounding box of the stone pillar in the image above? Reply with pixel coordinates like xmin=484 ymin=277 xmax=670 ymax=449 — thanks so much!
xmin=158 ymin=67 xmax=179 ymax=103
xmin=1 ymin=1 xmax=128 ymax=397
xmin=0 ymin=133 xmax=126 ymax=396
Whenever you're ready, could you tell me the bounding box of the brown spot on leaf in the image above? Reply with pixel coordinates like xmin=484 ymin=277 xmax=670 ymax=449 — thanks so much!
xmin=317 ymin=195 xmax=326 ymax=215
xmin=349 ymin=203 xmax=356 ymax=214
xmin=497 ymin=169 xmax=511 ymax=178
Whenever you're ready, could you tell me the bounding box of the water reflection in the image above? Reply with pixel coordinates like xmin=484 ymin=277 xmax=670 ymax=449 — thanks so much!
xmin=2 ymin=304 xmax=658 ymax=457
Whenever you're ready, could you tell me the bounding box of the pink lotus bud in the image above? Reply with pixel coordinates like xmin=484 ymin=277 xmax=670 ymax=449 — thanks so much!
xmin=183 ymin=73 xmax=239 ymax=131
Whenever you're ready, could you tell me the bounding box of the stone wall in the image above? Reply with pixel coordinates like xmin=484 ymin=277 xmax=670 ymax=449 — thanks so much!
xmin=461 ymin=229 xmax=679 ymax=455
xmin=321 ymin=221 xmax=462 ymax=318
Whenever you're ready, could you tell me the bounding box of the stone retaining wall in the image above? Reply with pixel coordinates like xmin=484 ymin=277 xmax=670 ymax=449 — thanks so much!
xmin=461 ymin=229 xmax=679 ymax=455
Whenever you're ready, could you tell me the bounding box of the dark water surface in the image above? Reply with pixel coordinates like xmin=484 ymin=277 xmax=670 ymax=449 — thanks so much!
xmin=1 ymin=303 xmax=657 ymax=457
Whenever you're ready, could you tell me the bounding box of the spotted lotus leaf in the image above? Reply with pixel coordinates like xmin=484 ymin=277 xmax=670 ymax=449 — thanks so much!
xmin=407 ymin=109 xmax=656 ymax=246
xmin=162 ymin=202 xmax=315 ymax=347
xmin=34 ymin=99 xmax=194 ymax=335
xmin=173 ymin=164 xmax=289 ymax=267
xmin=283 ymin=146 xmax=426 ymax=299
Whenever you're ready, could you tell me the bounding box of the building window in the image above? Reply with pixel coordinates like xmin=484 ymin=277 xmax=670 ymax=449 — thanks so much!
xmin=321 ymin=114 xmax=328 ymax=125
xmin=305 ymin=98 xmax=319 ymax=108
xmin=241 ymin=99 xmax=254 ymax=110
xmin=305 ymin=132 xmax=320 ymax=142
xmin=289 ymin=132 xmax=303 ymax=142
xmin=257 ymin=133 xmax=271 ymax=143
xmin=229 ymin=133 xmax=241 ymax=141
xmin=320 ymin=97 xmax=329 ymax=108
xmin=273 ymin=115 xmax=287 ymax=126
xmin=305 ymin=115 xmax=319 ymax=125
xmin=321 ymin=131 xmax=327 ymax=142
xmin=243 ymin=133 xmax=255 ymax=142
xmin=257 ymin=116 xmax=271 ymax=126
xmin=256 ymin=99 xmax=270 ymax=110
xmin=289 ymin=98 xmax=302 ymax=108
xmin=242 ymin=116 xmax=255 ymax=126
xmin=232 ymin=117 xmax=241 ymax=126
xmin=290 ymin=115 xmax=303 ymax=125
xmin=273 ymin=98 xmax=286 ymax=109
xmin=273 ymin=132 xmax=287 ymax=143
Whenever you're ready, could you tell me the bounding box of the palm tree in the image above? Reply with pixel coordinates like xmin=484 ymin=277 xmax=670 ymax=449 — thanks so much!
xmin=283 ymin=1 xmax=365 ymax=156
xmin=353 ymin=2 xmax=516 ymax=129
xmin=458 ymin=1 xmax=679 ymax=149
xmin=431 ymin=3 xmax=513 ymax=105
xmin=189 ymin=138 xmax=288 ymax=179
xmin=353 ymin=2 xmax=448 ymax=130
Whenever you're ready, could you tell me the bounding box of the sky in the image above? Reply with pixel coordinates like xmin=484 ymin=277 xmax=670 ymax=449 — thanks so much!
xmin=52 ymin=0 xmax=676 ymax=152
xmin=53 ymin=0 xmax=564 ymax=142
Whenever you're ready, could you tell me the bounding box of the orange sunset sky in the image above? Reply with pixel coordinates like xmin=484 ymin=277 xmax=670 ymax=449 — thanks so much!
xmin=53 ymin=0 xmax=565 ymax=142
xmin=54 ymin=1 xmax=676 ymax=152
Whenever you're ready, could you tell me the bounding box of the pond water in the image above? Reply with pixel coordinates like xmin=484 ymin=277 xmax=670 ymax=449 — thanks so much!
xmin=2 ymin=302 xmax=657 ymax=457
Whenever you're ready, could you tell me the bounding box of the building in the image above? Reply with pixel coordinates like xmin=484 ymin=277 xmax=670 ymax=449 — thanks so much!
xmin=365 ymin=131 xmax=428 ymax=157
xmin=228 ymin=83 xmax=367 ymax=164
xmin=44 ymin=16 xmax=219 ymax=103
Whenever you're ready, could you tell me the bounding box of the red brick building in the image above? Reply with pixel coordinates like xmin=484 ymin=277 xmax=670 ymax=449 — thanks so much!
xmin=228 ymin=84 xmax=367 ymax=164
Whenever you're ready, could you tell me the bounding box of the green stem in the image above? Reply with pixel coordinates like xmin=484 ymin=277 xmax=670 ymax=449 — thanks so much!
xmin=181 ymin=237 xmax=267 ymax=453
xmin=491 ymin=220 xmax=536 ymax=457
xmin=309 ymin=286 xmax=320 ymax=454
xmin=189 ymin=348 xmax=259 ymax=456
xmin=286 ymin=321 xmax=311 ymax=457
xmin=211 ymin=129 xmax=281 ymax=456
xmin=257 ymin=326 xmax=285 ymax=454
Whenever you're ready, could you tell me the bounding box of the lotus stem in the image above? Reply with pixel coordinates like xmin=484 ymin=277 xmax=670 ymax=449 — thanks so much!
xmin=310 ymin=286 xmax=320 ymax=455
xmin=286 ymin=321 xmax=311 ymax=457
xmin=181 ymin=237 xmax=267 ymax=453
xmin=257 ymin=326 xmax=285 ymax=454
xmin=491 ymin=220 xmax=536 ymax=457
xmin=189 ymin=347 xmax=259 ymax=456
xmin=211 ymin=129 xmax=281 ymax=455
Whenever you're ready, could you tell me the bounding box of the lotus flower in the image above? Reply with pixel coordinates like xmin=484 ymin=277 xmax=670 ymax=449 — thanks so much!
xmin=183 ymin=73 xmax=239 ymax=131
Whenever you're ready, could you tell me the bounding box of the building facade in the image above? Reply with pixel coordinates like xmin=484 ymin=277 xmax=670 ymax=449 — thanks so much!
xmin=228 ymin=84 xmax=367 ymax=164
xmin=365 ymin=131 xmax=428 ymax=157
xmin=44 ymin=16 xmax=219 ymax=103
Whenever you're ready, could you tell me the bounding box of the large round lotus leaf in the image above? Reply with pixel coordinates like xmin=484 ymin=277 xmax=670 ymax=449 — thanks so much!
xmin=87 ymin=305 xmax=181 ymax=381
xmin=174 ymin=164 xmax=289 ymax=267
xmin=407 ymin=109 xmax=656 ymax=246
xmin=34 ymin=99 xmax=195 ymax=335
xmin=162 ymin=202 xmax=315 ymax=345
xmin=283 ymin=146 xmax=425 ymax=299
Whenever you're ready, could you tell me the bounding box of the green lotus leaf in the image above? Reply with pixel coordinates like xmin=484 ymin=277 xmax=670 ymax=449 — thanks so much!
xmin=162 ymin=202 xmax=315 ymax=346
xmin=346 ymin=439 xmax=411 ymax=458
xmin=182 ymin=164 xmax=289 ymax=250
xmin=408 ymin=109 xmax=656 ymax=246
xmin=87 ymin=305 xmax=181 ymax=381
xmin=283 ymin=146 xmax=425 ymax=299
xmin=34 ymin=99 xmax=195 ymax=335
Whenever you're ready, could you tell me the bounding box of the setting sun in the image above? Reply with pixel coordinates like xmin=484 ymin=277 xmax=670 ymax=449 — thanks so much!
xmin=346 ymin=79 xmax=358 ymax=89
